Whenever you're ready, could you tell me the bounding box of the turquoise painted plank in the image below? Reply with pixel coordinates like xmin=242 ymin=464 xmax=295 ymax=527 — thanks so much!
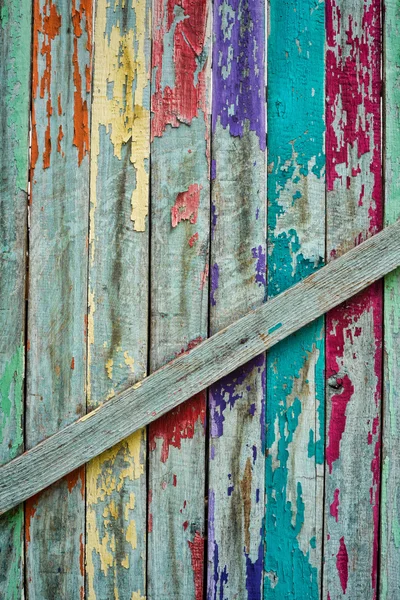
xmin=381 ymin=1 xmax=400 ymax=596
xmin=86 ymin=0 xmax=151 ymax=597
xmin=0 ymin=1 xmax=31 ymax=597
xmin=207 ymin=0 xmax=266 ymax=598
xmin=26 ymin=0 xmax=91 ymax=597
xmin=265 ymin=0 xmax=325 ymax=597
xmin=148 ymin=0 xmax=211 ymax=597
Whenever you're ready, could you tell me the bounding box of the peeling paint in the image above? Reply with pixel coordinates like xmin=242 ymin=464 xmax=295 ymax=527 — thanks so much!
xmin=148 ymin=0 xmax=210 ymax=595
xmin=151 ymin=0 xmax=209 ymax=138
xmin=87 ymin=431 xmax=145 ymax=599
xmin=266 ymin=0 xmax=325 ymax=596
xmin=208 ymin=1 xmax=266 ymax=597
xmin=188 ymin=531 xmax=204 ymax=600
xmin=171 ymin=184 xmax=201 ymax=228
xmin=86 ymin=1 xmax=150 ymax=597
xmin=380 ymin=1 xmax=400 ymax=596
xmin=324 ymin=0 xmax=382 ymax=597
xmin=89 ymin=0 xmax=150 ymax=248
xmin=149 ymin=393 xmax=206 ymax=463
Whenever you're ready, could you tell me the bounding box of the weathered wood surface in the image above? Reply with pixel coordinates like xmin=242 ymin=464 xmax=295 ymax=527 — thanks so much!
xmin=148 ymin=1 xmax=211 ymax=597
xmin=380 ymin=2 xmax=400 ymax=597
xmin=26 ymin=0 xmax=92 ymax=597
xmin=265 ymin=1 xmax=325 ymax=597
xmin=86 ymin=1 xmax=150 ymax=597
xmin=1 ymin=222 xmax=399 ymax=516
xmin=324 ymin=0 xmax=382 ymax=597
xmin=207 ymin=1 xmax=266 ymax=598
xmin=0 ymin=1 xmax=31 ymax=597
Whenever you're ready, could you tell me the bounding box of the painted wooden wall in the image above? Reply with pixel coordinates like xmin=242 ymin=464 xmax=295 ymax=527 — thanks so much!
xmin=26 ymin=1 xmax=91 ymax=597
xmin=208 ymin=1 xmax=266 ymax=598
xmin=1 ymin=0 xmax=400 ymax=598
xmin=265 ymin=1 xmax=325 ymax=597
xmin=0 ymin=1 xmax=31 ymax=597
xmin=148 ymin=1 xmax=210 ymax=596
xmin=86 ymin=1 xmax=150 ymax=599
xmin=324 ymin=1 xmax=382 ymax=598
xmin=381 ymin=1 xmax=400 ymax=597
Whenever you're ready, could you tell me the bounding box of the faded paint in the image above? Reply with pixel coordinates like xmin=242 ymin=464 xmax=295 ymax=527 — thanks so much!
xmin=265 ymin=0 xmax=325 ymax=597
xmin=171 ymin=184 xmax=201 ymax=228
xmin=151 ymin=0 xmax=209 ymax=140
xmin=86 ymin=431 xmax=145 ymax=599
xmin=26 ymin=0 xmax=92 ymax=596
xmin=208 ymin=1 xmax=266 ymax=597
xmin=324 ymin=0 xmax=382 ymax=598
xmin=148 ymin=0 xmax=211 ymax=596
xmin=149 ymin=394 xmax=206 ymax=463
xmin=380 ymin=1 xmax=400 ymax=596
xmin=89 ymin=0 xmax=150 ymax=257
xmin=0 ymin=3 xmax=31 ymax=594
xmin=86 ymin=0 xmax=150 ymax=598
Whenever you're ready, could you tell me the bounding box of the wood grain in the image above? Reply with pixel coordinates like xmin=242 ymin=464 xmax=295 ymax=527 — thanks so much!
xmin=380 ymin=2 xmax=400 ymax=597
xmin=148 ymin=1 xmax=211 ymax=597
xmin=0 ymin=1 xmax=31 ymax=597
xmin=26 ymin=0 xmax=91 ymax=597
xmin=86 ymin=1 xmax=150 ymax=597
xmin=324 ymin=1 xmax=382 ymax=597
xmin=0 ymin=221 xmax=399 ymax=517
xmin=207 ymin=1 xmax=266 ymax=598
xmin=265 ymin=1 xmax=326 ymax=597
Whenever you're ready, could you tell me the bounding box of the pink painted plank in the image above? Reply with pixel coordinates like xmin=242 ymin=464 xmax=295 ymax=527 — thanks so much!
xmin=324 ymin=1 xmax=382 ymax=598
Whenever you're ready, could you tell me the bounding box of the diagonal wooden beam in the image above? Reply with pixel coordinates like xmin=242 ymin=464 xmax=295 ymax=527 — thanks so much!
xmin=1 ymin=221 xmax=400 ymax=515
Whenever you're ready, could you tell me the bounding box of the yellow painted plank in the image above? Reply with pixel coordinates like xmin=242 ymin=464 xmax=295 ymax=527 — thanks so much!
xmin=86 ymin=0 xmax=151 ymax=597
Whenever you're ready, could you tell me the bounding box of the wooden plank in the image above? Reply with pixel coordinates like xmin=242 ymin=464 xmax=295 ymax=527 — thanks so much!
xmin=323 ymin=0 xmax=382 ymax=597
xmin=207 ymin=1 xmax=266 ymax=598
xmin=86 ymin=1 xmax=150 ymax=598
xmin=0 ymin=1 xmax=31 ymax=597
xmin=26 ymin=0 xmax=92 ymax=597
xmin=380 ymin=2 xmax=400 ymax=597
xmin=148 ymin=1 xmax=211 ymax=597
xmin=265 ymin=1 xmax=325 ymax=597
xmin=0 ymin=221 xmax=399 ymax=516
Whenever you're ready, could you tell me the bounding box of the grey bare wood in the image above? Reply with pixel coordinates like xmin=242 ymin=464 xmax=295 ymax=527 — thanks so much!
xmin=1 ymin=220 xmax=400 ymax=515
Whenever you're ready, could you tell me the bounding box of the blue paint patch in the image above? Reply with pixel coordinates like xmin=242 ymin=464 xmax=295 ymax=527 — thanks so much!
xmin=211 ymin=262 xmax=220 ymax=307
xmin=252 ymin=245 xmax=266 ymax=287
xmin=268 ymin=322 xmax=282 ymax=335
xmin=245 ymin=536 xmax=263 ymax=600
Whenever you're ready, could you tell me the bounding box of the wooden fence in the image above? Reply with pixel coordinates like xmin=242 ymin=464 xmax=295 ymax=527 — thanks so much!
xmin=1 ymin=0 xmax=400 ymax=599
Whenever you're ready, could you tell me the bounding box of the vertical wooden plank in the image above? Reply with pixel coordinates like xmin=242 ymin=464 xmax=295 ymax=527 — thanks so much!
xmin=148 ymin=0 xmax=211 ymax=597
xmin=0 ymin=1 xmax=31 ymax=597
xmin=324 ymin=0 xmax=382 ymax=598
xmin=86 ymin=0 xmax=150 ymax=598
xmin=207 ymin=1 xmax=266 ymax=598
xmin=380 ymin=1 xmax=400 ymax=597
xmin=265 ymin=0 xmax=326 ymax=597
xmin=26 ymin=0 xmax=91 ymax=597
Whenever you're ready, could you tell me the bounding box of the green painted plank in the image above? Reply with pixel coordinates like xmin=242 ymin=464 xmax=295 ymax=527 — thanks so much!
xmin=380 ymin=1 xmax=400 ymax=597
xmin=0 ymin=1 xmax=31 ymax=597
xmin=324 ymin=0 xmax=382 ymax=597
xmin=148 ymin=1 xmax=211 ymax=597
xmin=86 ymin=0 xmax=150 ymax=598
xmin=265 ymin=1 xmax=326 ymax=597
xmin=26 ymin=0 xmax=92 ymax=597
xmin=207 ymin=0 xmax=266 ymax=598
